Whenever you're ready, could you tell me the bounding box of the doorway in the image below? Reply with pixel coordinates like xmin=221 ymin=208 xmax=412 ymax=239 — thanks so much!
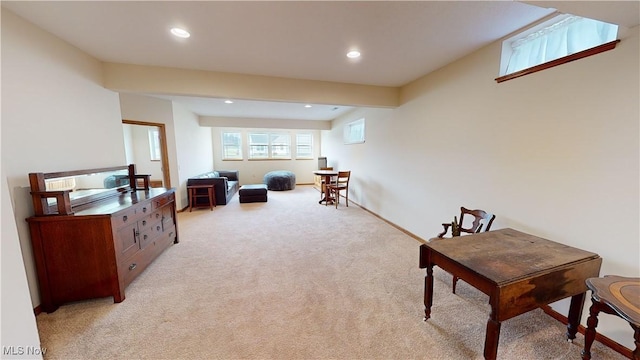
xmin=122 ymin=120 xmax=171 ymax=188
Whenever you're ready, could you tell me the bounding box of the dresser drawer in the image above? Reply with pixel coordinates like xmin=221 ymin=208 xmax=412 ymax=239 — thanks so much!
xmin=137 ymin=202 xmax=153 ymax=216
xmin=112 ymin=208 xmax=138 ymax=228
xmin=153 ymin=192 xmax=174 ymax=208
xmin=121 ymin=227 xmax=175 ymax=287
xmin=138 ymin=210 xmax=162 ymax=232
xmin=139 ymin=221 xmax=163 ymax=249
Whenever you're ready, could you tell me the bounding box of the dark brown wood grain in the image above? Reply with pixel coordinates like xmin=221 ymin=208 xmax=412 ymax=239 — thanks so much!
xmin=26 ymin=165 xmax=179 ymax=313
xmin=582 ymin=276 xmax=640 ymax=360
xmin=495 ymin=40 xmax=620 ymax=83
xmin=420 ymin=228 xmax=602 ymax=360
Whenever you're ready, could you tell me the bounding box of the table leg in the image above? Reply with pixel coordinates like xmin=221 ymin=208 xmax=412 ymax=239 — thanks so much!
xmin=318 ymin=175 xmax=335 ymax=205
xmin=582 ymin=298 xmax=600 ymax=360
xmin=484 ymin=306 xmax=501 ymax=360
xmin=324 ymin=177 xmax=330 ymax=206
xmin=632 ymin=324 xmax=639 ymax=360
xmin=423 ymin=265 xmax=434 ymax=321
xmin=567 ymin=292 xmax=586 ymax=341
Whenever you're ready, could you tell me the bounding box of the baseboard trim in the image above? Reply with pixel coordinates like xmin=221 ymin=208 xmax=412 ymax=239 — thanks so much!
xmin=540 ymin=305 xmax=633 ymax=359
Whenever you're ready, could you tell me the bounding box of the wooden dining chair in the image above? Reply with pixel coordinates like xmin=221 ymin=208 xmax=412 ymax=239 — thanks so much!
xmin=437 ymin=206 xmax=496 ymax=293
xmin=327 ymin=171 xmax=351 ymax=208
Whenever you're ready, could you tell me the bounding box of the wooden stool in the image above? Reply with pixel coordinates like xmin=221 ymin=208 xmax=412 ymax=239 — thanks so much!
xmin=187 ymin=184 xmax=216 ymax=211
xmin=582 ymin=276 xmax=640 ymax=360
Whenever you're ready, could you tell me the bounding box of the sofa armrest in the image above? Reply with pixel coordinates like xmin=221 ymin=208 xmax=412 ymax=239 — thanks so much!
xmin=217 ymin=170 xmax=239 ymax=182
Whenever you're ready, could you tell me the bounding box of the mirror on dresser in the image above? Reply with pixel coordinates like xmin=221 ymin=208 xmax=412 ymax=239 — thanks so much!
xmin=29 ymin=164 xmax=152 ymax=216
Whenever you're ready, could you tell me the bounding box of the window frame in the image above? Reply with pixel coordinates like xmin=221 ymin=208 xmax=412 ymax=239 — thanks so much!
xmin=496 ymin=40 xmax=619 ymax=83
xmin=496 ymin=14 xmax=619 ymax=83
xmin=221 ymin=131 xmax=243 ymax=160
xmin=148 ymin=128 xmax=161 ymax=161
xmin=295 ymin=133 xmax=314 ymax=159
xmin=344 ymin=118 xmax=365 ymax=145
xmin=248 ymin=132 xmax=292 ymax=160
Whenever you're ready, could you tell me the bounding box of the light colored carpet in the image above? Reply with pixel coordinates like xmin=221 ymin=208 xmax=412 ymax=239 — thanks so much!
xmin=35 ymin=185 xmax=624 ymax=359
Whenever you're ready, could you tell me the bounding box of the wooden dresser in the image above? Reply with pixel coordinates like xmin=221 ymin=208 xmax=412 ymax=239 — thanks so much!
xmin=27 ymin=165 xmax=179 ymax=313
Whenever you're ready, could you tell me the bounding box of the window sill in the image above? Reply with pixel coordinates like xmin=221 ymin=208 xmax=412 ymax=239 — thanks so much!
xmin=495 ymin=40 xmax=620 ymax=83
xmin=248 ymin=158 xmax=293 ymax=161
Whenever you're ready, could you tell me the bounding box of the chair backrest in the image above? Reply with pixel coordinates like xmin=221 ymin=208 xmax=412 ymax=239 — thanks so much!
xmin=335 ymin=171 xmax=351 ymax=186
xmin=458 ymin=207 xmax=495 ymax=235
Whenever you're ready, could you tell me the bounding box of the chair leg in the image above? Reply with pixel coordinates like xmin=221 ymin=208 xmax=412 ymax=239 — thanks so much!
xmin=345 ymin=190 xmax=348 ymax=207
xmin=452 ymin=275 xmax=458 ymax=294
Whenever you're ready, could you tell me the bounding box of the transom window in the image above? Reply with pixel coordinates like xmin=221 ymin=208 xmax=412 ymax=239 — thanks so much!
xmin=344 ymin=118 xmax=365 ymax=145
xmin=497 ymin=14 xmax=618 ymax=82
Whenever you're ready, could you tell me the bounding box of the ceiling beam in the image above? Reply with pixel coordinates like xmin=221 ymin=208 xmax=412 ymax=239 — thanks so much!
xmin=200 ymin=116 xmax=331 ymax=130
xmin=103 ymin=62 xmax=400 ymax=109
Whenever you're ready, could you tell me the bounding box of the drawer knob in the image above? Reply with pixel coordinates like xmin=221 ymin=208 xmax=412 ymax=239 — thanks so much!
xmin=123 ymin=215 xmax=128 ymax=222
xmin=143 ymin=234 xmax=148 ymax=240
xmin=156 ymin=225 xmax=161 ymax=231
xmin=142 ymin=220 xmax=146 ymax=226
xmin=129 ymin=263 xmax=137 ymax=271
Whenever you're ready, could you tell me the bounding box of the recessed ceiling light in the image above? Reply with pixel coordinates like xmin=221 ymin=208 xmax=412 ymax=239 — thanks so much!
xmin=346 ymin=50 xmax=361 ymax=59
xmin=170 ymin=27 xmax=190 ymax=38
xmin=224 ymin=100 xmax=233 ymax=104
xmin=304 ymin=104 xmax=312 ymax=108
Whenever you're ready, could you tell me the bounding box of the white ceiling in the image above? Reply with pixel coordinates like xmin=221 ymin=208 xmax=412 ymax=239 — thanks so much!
xmin=3 ymin=1 xmax=638 ymax=121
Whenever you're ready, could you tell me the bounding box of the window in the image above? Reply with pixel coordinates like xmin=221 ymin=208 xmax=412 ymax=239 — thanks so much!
xmin=248 ymin=133 xmax=269 ymax=159
xmin=497 ymin=14 xmax=618 ymax=82
xmin=270 ymin=133 xmax=291 ymax=159
xmin=222 ymin=132 xmax=243 ymax=160
xmin=296 ymin=133 xmax=313 ymax=159
xmin=344 ymin=118 xmax=365 ymax=144
xmin=148 ymin=128 xmax=161 ymax=161
xmin=248 ymin=132 xmax=291 ymax=159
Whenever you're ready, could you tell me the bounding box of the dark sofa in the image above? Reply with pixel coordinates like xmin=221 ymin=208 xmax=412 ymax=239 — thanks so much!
xmin=187 ymin=170 xmax=239 ymax=205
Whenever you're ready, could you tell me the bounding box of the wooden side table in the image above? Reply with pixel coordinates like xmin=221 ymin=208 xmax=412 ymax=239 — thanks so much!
xmin=582 ymin=276 xmax=640 ymax=360
xmin=187 ymin=184 xmax=216 ymax=211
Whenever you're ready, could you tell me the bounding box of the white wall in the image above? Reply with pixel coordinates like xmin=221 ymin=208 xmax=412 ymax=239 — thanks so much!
xmin=210 ymin=127 xmax=322 ymax=186
xmin=119 ymin=94 xmax=213 ymax=209
xmin=172 ymin=102 xmax=214 ymax=208
xmin=1 ymin=175 xmax=42 ymax=358
xmin=1 ymin=9 xmax=126 ymax=355
xmin=323 ymin=26 xmax=640 ymax=348
xmin=123 ymin=123 xmax=135 ymax=164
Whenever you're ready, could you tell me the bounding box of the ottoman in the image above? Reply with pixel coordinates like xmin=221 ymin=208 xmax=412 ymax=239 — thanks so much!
xmin=239 ymin=184 xmax=268 ymax=203
xmin=263 ymin=171 xmax=296 ymax=191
